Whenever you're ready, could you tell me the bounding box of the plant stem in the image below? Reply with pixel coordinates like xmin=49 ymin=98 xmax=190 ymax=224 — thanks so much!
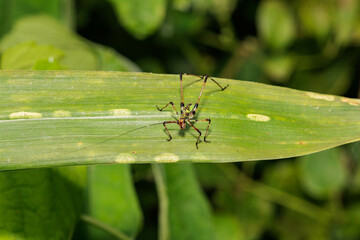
xmin=80 ymin=214 xmax=132 ymax=240
xmin=152 ymin=164 xmax=170 ymax=240
xmin=217 ymin=164 xmax=332 ymax=223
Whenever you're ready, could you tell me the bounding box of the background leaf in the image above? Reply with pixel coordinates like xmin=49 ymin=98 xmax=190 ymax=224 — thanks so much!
xmin=0 ymin=15 xmax=139 ymax=71
xmin=0 ymin=14 xmax=141 ymax=240
xmin=298 ymin=0 xmax=332 ymax=43
xmin=107 ymin=0 xmax=166 ymax=39
xmin=213 ymin=214 xmax=244 ymax=240
xmin=297 ymin=147 xmax=347 ymax=199
xmin=0 ymin=0 xmax=74 ymax=37
xmin=1 ymin=41 xmax=64 ymax=70
xmin=153 ymin=163 xmax=214 ymax=240
xmin=86 ymin=164 xmax=143 ymax=239
xmin=0 ymin=167 xmax=85 ymax=239
xmin=257 ymin=0 xmax=296 ymax=51
xmin=289 ymin=56 xmax=354 ymax=95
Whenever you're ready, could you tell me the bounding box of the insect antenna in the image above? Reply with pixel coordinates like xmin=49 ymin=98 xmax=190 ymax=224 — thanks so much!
xmin=171 ymin=115 xmax=179 ymax=121
xmin=59 ymin=122 xmax=164 ymax=159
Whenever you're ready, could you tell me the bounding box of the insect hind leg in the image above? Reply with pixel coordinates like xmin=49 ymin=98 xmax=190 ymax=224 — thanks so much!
xmin=180 ymin=73 xmax=228 ymax=91
xmin=209 ymin=76 xmax=229 ymax=91
xmin=180 ymin=73 xmax=205 ymax=79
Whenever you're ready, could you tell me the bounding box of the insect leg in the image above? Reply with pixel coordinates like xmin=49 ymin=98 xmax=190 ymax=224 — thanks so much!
xmin=189 ymin=74 xmax=209 ymax=118
xmin=180 ymin=73 xmax=185 ymax=114
xmin=187 ymin=120 xmax=202 ymax=149
xmin=180 ymin=73 xmax=205 ymax=79
xmin=184 ymin=103 xmax=192 ymax=111
xmin=208 ymin=76 xmax=229 ymax=91
xmin=189 ymin=74 xmax=228 ymax=118
xmin=156 ymin=102 xmax=179 ymax=115
xmin=189 ymin=118 xmax=211 ymax=143
xmin=163 ymin=121 xmax=177 ymax=141
xmin=182 ymin=73 xmax=228 ymax=91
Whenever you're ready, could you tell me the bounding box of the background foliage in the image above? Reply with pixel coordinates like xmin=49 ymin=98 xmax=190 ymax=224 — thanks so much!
xmin=0 ymin=0 xmax=360 ymax=239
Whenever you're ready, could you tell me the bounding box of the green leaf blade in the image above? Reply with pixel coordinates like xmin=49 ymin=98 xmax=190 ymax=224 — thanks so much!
xmin=0 ymin=0 xmax=74 ymax=38
xmin=1 ymin=41 xmax=64 ymax=70
xmin=257 ymin=0 xmax=296 ymax=50
xmin=153 ymin=163 xmax=214 ymax=240
xmin=298 ymin=148 xmax=348 ymax=199
xmin=0 ymin=15 xmax=140 ymax=72
xmin=107 ymin=0 xmax=166 ymax=39
xmin=0 ymin=70 xmax=359 ymax=170
xmin=0 ymin=167 xmax=85 ymax=239
xmin=87 ymin=165 xmax=143 ymax=239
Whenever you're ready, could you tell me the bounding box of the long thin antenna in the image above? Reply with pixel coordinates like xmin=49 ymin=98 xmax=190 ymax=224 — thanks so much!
xmin=61 ymin=122 xmax=164 ymax=158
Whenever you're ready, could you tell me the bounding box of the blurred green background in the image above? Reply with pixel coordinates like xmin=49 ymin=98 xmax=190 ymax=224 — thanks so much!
xmin=0 ymin=0 xmax=360 ymax=239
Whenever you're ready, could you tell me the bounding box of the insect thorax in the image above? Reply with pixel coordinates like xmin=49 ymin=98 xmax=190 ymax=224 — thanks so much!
xmin=180 ymin=113 xmax=188 ymax=119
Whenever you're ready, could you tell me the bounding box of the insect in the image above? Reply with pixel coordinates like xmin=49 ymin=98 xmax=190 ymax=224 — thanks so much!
xmin=156 ymin=73 xmax=228 ymax=149
xmin=63 ymin=73 xmax=228 ymax=158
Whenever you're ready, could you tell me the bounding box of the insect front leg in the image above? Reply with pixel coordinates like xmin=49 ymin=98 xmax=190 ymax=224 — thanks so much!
xmin=184 ymin=103 xmax=192 ymax=112
xmin=156 ymin=102 xmax=179 ymax=115
xmin=162 ymin=121 xmax=177 ymax=141
xmin=189 ymin=118 xmax=211 ymax=143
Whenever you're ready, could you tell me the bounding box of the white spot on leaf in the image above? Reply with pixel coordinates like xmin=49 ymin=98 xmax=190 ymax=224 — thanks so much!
xmin=306 ymin=92 xmax=335 ymax=101
xmin=115 ymin=153 xmax=136 ymax=163
xmin=9 ymin=111 xmax=42 ymax=119
xmin=53 ymin=110 xmax=71 ymax=117
xmin=341 ymin=97 xmax=360 ymax=106
xmin=154 ymin=153 xmax=179 ymax=163
xmin=193 ymin=153 xmax=208 ymax=161
xmin=246 ymin=114 xmax=270 ymax=122
xmin=110 ymin=109 xmax=131 ymax=116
